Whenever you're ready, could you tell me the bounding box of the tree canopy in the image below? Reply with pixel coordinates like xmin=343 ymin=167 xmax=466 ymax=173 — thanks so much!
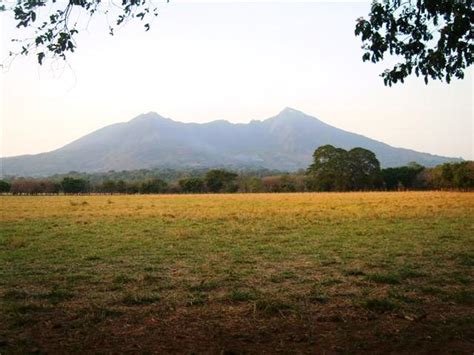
xmin=355 ymin=0 xmax=473 ymax=85
xmin=2 ymin=0 xmax=472 ymax=85
xmin=60 ymin=177 xmax=89 ymax=193
xmin=307 ymin=145 xmax=350 ymax=191
xmin=307 ymin=145 xmax=382 ymax=191
xmin=204 ymin=170 xmax=238 ymax=193
xmin=381 ymin=162 xmax=424 ymax=190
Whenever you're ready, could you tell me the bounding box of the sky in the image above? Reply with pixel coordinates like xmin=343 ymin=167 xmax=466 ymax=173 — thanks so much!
xmin=1 ymin=0 xmax=472 ymax=160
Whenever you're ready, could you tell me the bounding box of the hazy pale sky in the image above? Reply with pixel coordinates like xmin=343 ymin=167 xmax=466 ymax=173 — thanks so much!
xmin=1 ymin=1 xmax=472 ymax=159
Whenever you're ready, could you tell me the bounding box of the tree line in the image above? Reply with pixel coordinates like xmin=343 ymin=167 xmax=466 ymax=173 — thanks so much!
xmin=1 ymin=145 xmax=472 ymax=195
xmin=307 ymin=145 xmax=473 ymax=191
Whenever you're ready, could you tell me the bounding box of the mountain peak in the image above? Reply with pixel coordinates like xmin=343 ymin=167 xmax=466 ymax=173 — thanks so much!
xmin=279 ymin=107 xmax=303 ymax=115
xmin=268 ymin=107 xmax=317 ymax=124
xmin=130 ymin=111 xmax=169 ymax=123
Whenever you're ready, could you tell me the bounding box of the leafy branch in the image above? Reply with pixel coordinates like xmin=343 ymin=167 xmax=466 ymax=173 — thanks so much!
xmin=2 ymin=0 xmax=169 ymax=65
xmin=355 ymin=0 xmax=473 ymax=85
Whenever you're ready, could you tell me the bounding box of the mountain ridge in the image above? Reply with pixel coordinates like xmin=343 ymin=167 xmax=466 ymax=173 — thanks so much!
xmin=1 ymin=108 xmax=461 ymax=177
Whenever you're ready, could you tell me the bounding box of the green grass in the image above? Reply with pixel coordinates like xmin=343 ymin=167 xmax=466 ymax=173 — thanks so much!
xmin=227 ymin=289 xmax=257 ymax=302
xmin=0 ymin=192 xmax=473 ymax=353
xmin=366 ymin=273 xmax=402 ymax=284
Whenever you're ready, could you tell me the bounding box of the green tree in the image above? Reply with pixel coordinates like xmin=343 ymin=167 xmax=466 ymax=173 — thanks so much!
xmin=438 ymin=161 xmax=474 ymax=190
xmin=307 ymin=145 xmax=383 ymax=191
xmin=451 ymin=162 xmax=474 ymax=190
xmin=381 ymin=163 xmax=424 ymax=190
xmin=61 ymin=177 xmax=89 ymax=194
xmin=347 ymin=147 xmax=382 ymax=190
xmin=100 ymin=180 xmax=117 ymax=193
xmin=125 ymin=182 xmax=140 ymax=194
xmin=204 ymin=170 xmax=238 ymax=193
xmin=355 ymin=0 xmax=473 ymax=86
xmin=307 ymin=145 xmax=350 ymax=191
xmin=416 ymin=161 xmax=473 ymax=190
xmin=116 ymin=180 xmax=127 ymax=194
xmin=278 ymin=174 xmax=298 ymax=192
xmin=237 ymin=176 xmax=264 ymax=193
xmin=179 ymin=178 xmax=205 ymax=193
xmin=0 ymin=180 xmax=11 ymax=193
xmin=140 ymin=178 xmax=168 ymax=194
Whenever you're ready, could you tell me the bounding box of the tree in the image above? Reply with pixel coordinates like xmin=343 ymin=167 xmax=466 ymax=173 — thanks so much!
xmin=99 ymin=180 xmax=117 ymax=194
xmin=37 ymin=180 xmax=60 ymax=194
xmin=116 ymin=180 xmax=127 ymax=194
xmin=415 ymin=161 xmax=473 ymax=190
xmin=204 ymin=170 xmax=238 ymax=193
xmin=140 ymin=178 xmax=168 ymax=194
xmin=355 ymin=0 xmax=473 ymax=86
xmin=61 ymin=177 xmax=89 ymax=194
xmin=451 ymin=162 xmax=474 ymax=190
xmin=9 ymin=178 xmax=59 ymax=194
xmin=381 ymin=163 xmax=424 ymax=190
xmin=179 ymin=178 xmax=205 ymax=193
xmin=237 ymin=176 xmax=264 ymax=193
xmin=307 ymin=145 xmax=382 ymax=191
xmin=347 ymin=148 xmax=382 ymax=190
xmin=306 ymin=145 xmax=350 ymax=191
xmin=438 ymin=161 xmax=474 ymax=190
xmin=0 ymin=180 xmax=11 ymax=193
xmin=10 ymin=179 xmax=34 ymax=195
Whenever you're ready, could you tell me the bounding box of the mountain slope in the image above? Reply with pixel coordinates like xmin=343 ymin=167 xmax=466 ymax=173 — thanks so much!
xmin=1 ymin=108 xmax=460 ymax=176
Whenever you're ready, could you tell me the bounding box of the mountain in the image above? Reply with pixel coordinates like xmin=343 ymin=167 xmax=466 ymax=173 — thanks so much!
xmin=1 ymin=108 xmax=461 ymax=176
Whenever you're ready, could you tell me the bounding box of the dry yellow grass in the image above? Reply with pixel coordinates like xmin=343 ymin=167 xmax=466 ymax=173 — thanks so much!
xmin=0 ymin=192 xmax=473 ymax=353
xmin=2 ymin=191 xmax=473 ymax=222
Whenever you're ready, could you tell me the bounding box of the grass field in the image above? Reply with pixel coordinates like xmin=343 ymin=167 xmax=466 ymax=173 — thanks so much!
xmin=1 ymin=192 xmax=473 ymax=353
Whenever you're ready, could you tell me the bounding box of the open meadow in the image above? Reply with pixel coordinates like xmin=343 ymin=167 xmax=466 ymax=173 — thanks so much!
xmin=1 ymin=192 xmax=473 ymax=353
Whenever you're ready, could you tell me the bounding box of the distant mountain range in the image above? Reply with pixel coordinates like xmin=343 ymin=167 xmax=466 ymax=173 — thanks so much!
xmin=1 ymin=108 xmax=461 ymax=176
